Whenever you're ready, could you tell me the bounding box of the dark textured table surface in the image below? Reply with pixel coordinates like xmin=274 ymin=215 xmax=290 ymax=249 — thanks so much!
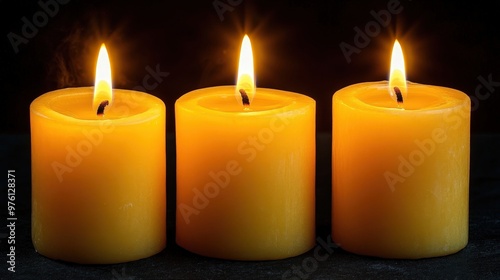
xmin=0 ymin=133 xmax=498 ymax=279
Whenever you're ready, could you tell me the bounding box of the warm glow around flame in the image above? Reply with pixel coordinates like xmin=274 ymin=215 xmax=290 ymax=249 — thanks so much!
xmin=389 ymin=40 xmax=407 ymax=104
xmin=236 ymin=35 xmax=256 ymax=105
xmin=93 ymin=44 xmax=113 ymax=112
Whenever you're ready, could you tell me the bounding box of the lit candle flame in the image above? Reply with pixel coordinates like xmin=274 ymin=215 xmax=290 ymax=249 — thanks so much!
xmin=93 ymin=44 xmax=113 ymax=115
xmin=388 ymin=40 xmax=407 ymax=107
xmin=236 ymin=35 xmax=256 ymax=107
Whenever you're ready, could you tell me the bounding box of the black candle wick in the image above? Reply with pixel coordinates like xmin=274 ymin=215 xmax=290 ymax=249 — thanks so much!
xmin=239 ymin=89 xmax=250 ymax=106
xmin=394 ymin=87 xmax=403 ymax=104
xmin=97 ymin=100 xmax=109 ymax=116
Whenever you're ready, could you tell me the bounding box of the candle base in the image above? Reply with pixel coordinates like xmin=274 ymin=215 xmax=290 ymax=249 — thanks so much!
xmin=33 ymin=244 xmax=166 ymax=265
xmin=333 ymin=236 xmax=468 ymax=259
xmin=177 ymin=238 xmax=315 ymax=261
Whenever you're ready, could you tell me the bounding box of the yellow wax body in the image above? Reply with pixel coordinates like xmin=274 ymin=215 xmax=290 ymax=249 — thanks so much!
xmin=332 ymin=82 xmax=470 ymax=259
xmin=30 ymin=87 xmax=166 ymax=264
xmin=175 ymin=86 xmax=316 ymax=260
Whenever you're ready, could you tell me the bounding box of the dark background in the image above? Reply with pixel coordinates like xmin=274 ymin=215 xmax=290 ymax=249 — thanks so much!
xmin=1 ymin=0 xmax=499 ymax=135
xmin=0 ymin=1 xmax=499 ymax=279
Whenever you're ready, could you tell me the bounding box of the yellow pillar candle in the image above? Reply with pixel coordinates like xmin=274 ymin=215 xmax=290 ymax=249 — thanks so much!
xmin=30 ymin=45 xmax=166 ymax=264
xmin=175 ymin=36 xmax=316 ymax=260
xmin=332 ymin=40 xmax=470 ymax=259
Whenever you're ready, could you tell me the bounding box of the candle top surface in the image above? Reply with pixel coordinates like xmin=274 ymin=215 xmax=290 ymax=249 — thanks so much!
xmin=334 ymin=81 xmax=470 ymax=114
xmin=30 ymin=87 xmax=165 ymax=125
xmin=176 ymin=86 xmax=314 ymax=115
